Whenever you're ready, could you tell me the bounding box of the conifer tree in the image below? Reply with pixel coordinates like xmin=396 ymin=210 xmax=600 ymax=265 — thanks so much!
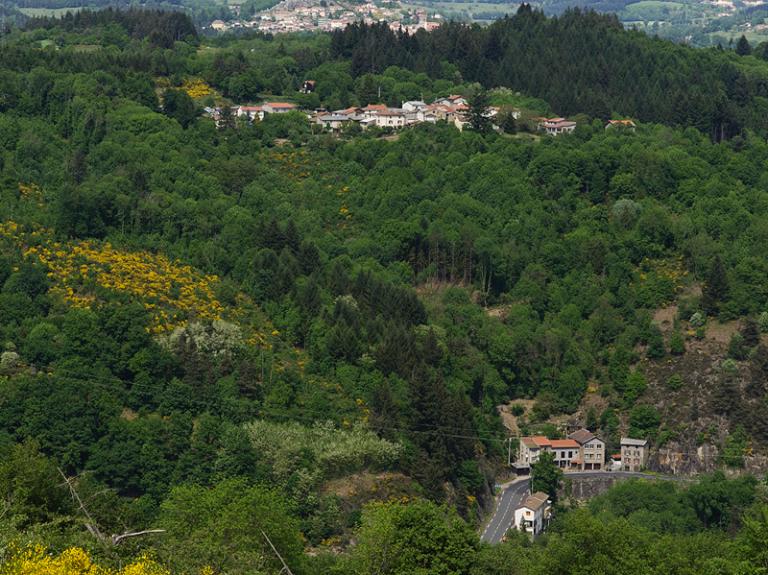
xmin=702 ymin=255 xmax=729 ymax=315
xmin=741 ymin=317 xmax=760 ymax=348
xmin=736 ymin=35 xmax=752 ymax=56
xmin=468 ymin=89 xmax=492 ymax=134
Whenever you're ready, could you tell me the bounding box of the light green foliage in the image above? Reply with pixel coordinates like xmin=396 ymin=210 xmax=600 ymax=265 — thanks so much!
xmin=163 ymin=319 xmax=243 ymax=357
xmin=158 ymin=478 xmax=305 ymax=575
xmin=758 ymin=311 xmax=768 ymax=333
xmin=720 ymin=427 xmax=750 ymax=468
xmin=689 ymin=312 xmax=707 ymax=328
xmin=244 ymin=420 xmax=402 ymax=482
xmin=345 ymin=499 xmax=478 ymax=575
xmin=666 ymin=374 xmax=683 ymax=391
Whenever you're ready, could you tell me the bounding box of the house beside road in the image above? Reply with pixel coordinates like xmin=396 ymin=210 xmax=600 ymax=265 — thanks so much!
xmin=621 ymin=437 xmax=649 ymax=471
xmin=514 ymin=491 xmax=552 ymax=538
xmin=568 ymin=428 xmax=606 ymax=471
xmin=514 ymin=428 xmax=605 ymax=473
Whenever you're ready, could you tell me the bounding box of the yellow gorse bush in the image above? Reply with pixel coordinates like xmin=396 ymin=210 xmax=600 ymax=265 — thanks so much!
xmin=0 ymin=545 xmax=173 ymax=575
xmin=181 ymin=78 xmax=213 ymax=99
xmin=24 ymin=239 xmax=223 ymax=334
xmin=1 ymin=221 xmax=275 ymax=346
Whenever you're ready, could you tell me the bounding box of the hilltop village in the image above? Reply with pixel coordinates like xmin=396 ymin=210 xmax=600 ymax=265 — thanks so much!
xmin=209 ymin=0 xmax=442 ymax=35
xmin=205 ymin=94 xmax=639 ymax=136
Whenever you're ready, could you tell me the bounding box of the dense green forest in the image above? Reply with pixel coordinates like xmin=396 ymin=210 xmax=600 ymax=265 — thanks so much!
xmin=3 ymin=5 xmax=768 ymax=574
xmin=330 ymin=9 xmax=768 ymax=140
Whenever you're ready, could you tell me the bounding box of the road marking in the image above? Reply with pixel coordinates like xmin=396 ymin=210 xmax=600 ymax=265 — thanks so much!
xmin=481 ymin=471 xmax=687 ymax=544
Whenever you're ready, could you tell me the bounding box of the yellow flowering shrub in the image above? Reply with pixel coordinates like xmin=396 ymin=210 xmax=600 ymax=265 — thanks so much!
xmin=24 ymin=239 xmax=223 ymax=334
xmin=0 ymin=545 xmax=173 ymax=575
xmin=267 ymin=150 xmax=312 ymax=181
xmin=181 ymin=78 xmax=212 ymax=99
xmin=1 ymin=221 xmax=274 ymax=346
xmin=18 ymin=183 xmax=44 ymax=206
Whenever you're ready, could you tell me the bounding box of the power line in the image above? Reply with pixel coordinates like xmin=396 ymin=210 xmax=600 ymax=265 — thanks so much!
xmin=11 ymin=369 xmax=756 ymax=461
xmin=17 ymin=368 xmax=511 ymax=444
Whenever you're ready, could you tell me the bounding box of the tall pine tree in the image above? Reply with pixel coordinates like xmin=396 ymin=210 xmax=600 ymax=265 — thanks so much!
xmin=702 ymin=255 xmax=729 ymax=315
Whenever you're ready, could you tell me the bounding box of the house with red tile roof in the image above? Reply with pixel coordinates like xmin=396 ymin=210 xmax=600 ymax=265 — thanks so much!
xmin=361 ymin=103 xmax=389 ymax=117
xmin=516 ymin=428 xmax=605 ymax=472
xmin=517 ymin=435 xmax=581 ymax=470
xmin=606 ymin=119 xmax=636 ymax=131
xmin=540 ymin=117 xmax=576 ymax=136
xmin=434 ymin=94 xmax=468 ymax=106
xmin=262 ymin=102 xmax=298 ymax=114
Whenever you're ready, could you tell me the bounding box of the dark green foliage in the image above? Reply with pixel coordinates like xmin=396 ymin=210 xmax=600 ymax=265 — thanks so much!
xmin=728 ymin=332 xmax=748 ymax=360
xmin=468 ymin=89 xmax=492 ymax=134
xmin=510 ymin=403 xmax=525 ymax=417
xmin=669 ymin=330 xmax=685 ymax=355
xmin=686 ymin=471 xmax=756 ymax=529
xmin=736 ymin=35 xmax=752 ymax=56
xmin=27 ymin=7 xmax=198 ymax=48
xmin=702 ymin=255 xmax=729 ymax=315
xmin=163 ymin=89 xmax=197 ymax=128
xmin=330 ymin=12 xmax=764 ymax=140
xmin=5 ymin=11 xmax=768 ymax=568
xmin=531 ymin=451 xmax=562 ymax=502
xmin=646 ymin=324 xmax=665 ymax=359
xmin=628 ymin=404 xmax=661 ymax=439
xmin=741 ymin=317 xmax=760 ymax=348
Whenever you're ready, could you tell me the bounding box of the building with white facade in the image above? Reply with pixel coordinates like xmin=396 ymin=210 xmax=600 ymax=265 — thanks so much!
xmin=540 ymin=117 xmax=576 ymax=136
xmin=514 ymin=492 xmax=552 ymax=538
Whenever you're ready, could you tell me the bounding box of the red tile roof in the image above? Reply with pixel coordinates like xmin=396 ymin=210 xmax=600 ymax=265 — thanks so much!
xmin=550 ymin=439 xmax=580 ymax=449
xmin=363 ymin=104 xmax=388 ymax=112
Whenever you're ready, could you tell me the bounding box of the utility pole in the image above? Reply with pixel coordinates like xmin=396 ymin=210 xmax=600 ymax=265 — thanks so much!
xmin=261 ymin=529 xmax=294 ymax=575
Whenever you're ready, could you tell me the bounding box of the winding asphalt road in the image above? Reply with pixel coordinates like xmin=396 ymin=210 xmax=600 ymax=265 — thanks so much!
xmin=480 ymin=471 xmax=688 ymax=544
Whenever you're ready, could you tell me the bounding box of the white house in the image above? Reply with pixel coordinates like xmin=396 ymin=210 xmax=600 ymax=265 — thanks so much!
xmin=540 ymin=117 xmax=576 ymax=136
xmin=621 ymin=438 xmax=649 ymax=471
xmin=262 ymin=102 xmax=298 ymax=115
xmin=361 ymin=103 xmax=389 ymax=118
xmin=402 ymin=100 xmax=428 ymax=112
xmin=374 ymin=109 xmax=407 ymax=128
xmin=514 ymin=492 xmax=551 ymax=538
xmin=517 ymin=436 xmax=581 ymax=470
xmin=237 ymin=105 xmax=263 ymax=121
xmin=434 ymin=94 xmax=467 ymax=107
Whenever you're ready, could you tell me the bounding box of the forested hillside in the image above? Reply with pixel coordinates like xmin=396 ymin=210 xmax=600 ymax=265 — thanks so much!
xmin=331 ymin=8 xmax=768 ymax=140
xmin=3 ymin=6 xmax=768 ymax=574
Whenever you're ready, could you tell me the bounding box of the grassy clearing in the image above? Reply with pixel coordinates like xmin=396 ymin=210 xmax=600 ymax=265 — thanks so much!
xmin=18 ymin=6 xmax=82 ymax=17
